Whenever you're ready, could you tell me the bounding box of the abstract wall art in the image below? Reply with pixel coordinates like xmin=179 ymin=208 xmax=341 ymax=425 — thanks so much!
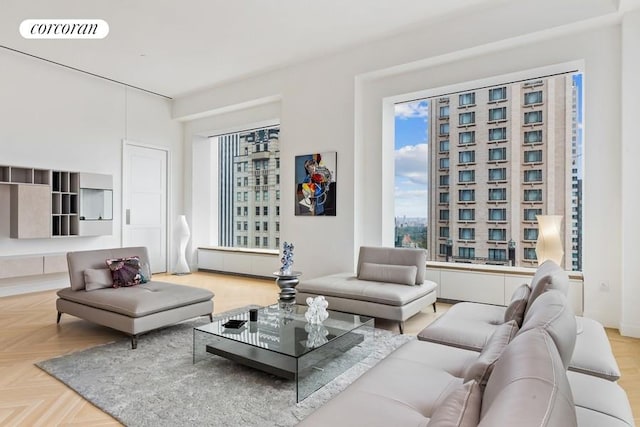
xmin=294 ymin=152 xmax=336 ymax=216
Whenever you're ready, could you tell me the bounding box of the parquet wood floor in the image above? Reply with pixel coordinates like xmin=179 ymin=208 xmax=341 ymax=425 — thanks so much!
xmin=0 ymin=271 xmax=637 ymax=425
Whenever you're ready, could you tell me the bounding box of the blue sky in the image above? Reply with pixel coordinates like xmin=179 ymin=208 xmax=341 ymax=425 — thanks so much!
xmin=394 ymin=99 xmax=429 ymax=219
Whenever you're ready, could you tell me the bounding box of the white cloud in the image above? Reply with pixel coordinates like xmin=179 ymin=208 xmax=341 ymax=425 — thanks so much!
xmin=395 ymin=143 xmax=428 ymax=185
xmin=395 ymin=100 xmax=428 ymax=120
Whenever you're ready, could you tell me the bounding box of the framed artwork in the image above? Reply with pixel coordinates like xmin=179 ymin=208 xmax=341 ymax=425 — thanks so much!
xmin=295 ymin=152 xmax=337 ymax=216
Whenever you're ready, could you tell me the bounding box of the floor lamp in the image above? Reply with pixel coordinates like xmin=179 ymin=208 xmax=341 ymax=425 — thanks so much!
xmin=535 ymin=215 xmax=564 ymax=265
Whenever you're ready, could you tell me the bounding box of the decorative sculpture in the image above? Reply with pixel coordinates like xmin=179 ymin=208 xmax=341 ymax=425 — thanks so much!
xmin=305 ymin=323 xmax=329 ymax=348
xmin=280 ymin=241 xmax=294 ymax=275
xmin=174 ymin=215 xmax=191 ymax=275
xmin=305 ymin=296 xmax=329 ymax=324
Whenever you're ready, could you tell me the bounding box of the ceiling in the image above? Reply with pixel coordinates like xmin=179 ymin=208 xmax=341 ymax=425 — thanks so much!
xmin=0 ymin=0 xmax=515 ymax=98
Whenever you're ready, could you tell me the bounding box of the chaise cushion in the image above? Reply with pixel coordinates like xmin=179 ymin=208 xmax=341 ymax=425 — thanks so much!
xmin=570 ymin=316 xmax=621 ymax=381
xmin=57 ymin=281 xmax=213 ymax=317
xmin=463 ymin=320 xmax=519 ymax=389
xmin=359 ymin=262 xmax=418 ymax=286
xmin=427 ymin=380 xmax=481 ymax=427
xmin=297 ymin=273 xmax=437 ymax=307
xmin=503 ymin=284 xmax=530 ymax=327
xmin=84 ymin=268 xmax=113 ymax=291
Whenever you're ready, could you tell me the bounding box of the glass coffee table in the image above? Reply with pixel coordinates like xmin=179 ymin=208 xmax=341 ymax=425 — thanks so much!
xmin=193 ymin=304 xmax=374 ymax=402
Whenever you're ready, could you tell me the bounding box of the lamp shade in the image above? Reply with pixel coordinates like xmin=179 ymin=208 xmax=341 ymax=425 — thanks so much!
xmin=535 ymin=215 xmax=563 ymax=265
xmin=174 ymin=215 xmax=191 ymax=274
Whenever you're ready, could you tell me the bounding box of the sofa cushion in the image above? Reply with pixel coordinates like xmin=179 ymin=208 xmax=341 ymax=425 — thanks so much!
xmin=567 ymin=371 xmax=634 ymax=427
xmin=297 ymin=273 xmax=437 ymax=307
xmin=359 ymin=262 xmax=418 ymax=286
xmin=427 ymin=380 xmax=481 ymax=427
xmin=570 ymin=316 xmax=621 ymax=381
xmin=518 ymin=290 xmax=576 ymax=369
xmin=106 ymin=256 xmax=143 ymax=288
xmin=387 ymin=340 xmax=479 ymax=378
xmin=56 ymin=281 xmax=214 ymax=317
xmin=83 ymin=268 xmax=113 ymax=291
xmin=503 ymin=284 xmax=530 ymax=327
xmin=463 ymin=320 xmax=519 ymax=389
xmin=418 ymin=302 xmax=505 ymax=351
xmin=525 ymin=259 xmax=569 ymax=316
xmin=357 ymin=246 xmax=427 ymax=285
xmin=480 ymin=328 xmax=577 ymax=427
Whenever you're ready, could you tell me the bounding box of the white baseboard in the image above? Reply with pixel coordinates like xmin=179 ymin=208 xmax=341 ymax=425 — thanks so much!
xmin=619 ymin=322 xmax=640 ymax=338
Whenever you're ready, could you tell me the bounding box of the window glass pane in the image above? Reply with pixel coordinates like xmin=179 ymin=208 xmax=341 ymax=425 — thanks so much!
xmin=458 ymin=247 xmax=475 ymax=258
xmin=488 ymin=168 xmax=506 ymax=181
xmin=439 ymin=175 xmax=450 ymax=186
xmin=459 ymin=92 xmax=475 ymax=106
xmin=524 ymin=170 xmax=542 ymax=182
xmin=439 ymin=192 xmax=449 ymax=203
xmin=489 ymin=107 xmax=506 ymax=121
xmin=439 ymin=210 xmax=450 ymax=220
xmin=489 ymin=147 xmax=507 ymax=161
xmin=440 ymin=158 xmax=450 ymax=169
xmin=215 ymin=125 xmax=280 ymax=250
xmin=524 ymin=248 xmax=537 ymax=260
xmin=459 ymin=189 xmax=475 ymax=202
xmin=524 ymin=150 xmax=543 ymax=163
xmin=459 ymin=228 xmax=475 ymax=240
xmin=459 ymin=151 xmax=475 ymax=163
xmin=439 ymin=106 xmax=449 ymax=117
xmin=439 ymin=227 xmax=449 ymax=238
xmin=524 ymin=91 xmax=543 ymax=105
xmin=489 ymin=208 xmax=506 ymax=221
xmin=459 ymin=131 xmax=475 ymax=144
xmin=524 ymin=189 xmax=543 ymax=201
xmin=459 ymin=170 xmax=475 ymax=182
xmin=459 ymin=112 xmax=475 ymax=125
xmin=440 ymin=123 xmax=450 ymax=134
xmin=459 ymin=209 xmax=475 ymax=220
xmin=439 ymin=140 xmax=450 ymax=152
xmin=488 ymin=228 xmax=506 ymax=241
xmin=524 ymin=130 xmax=543 ymax=143
xmin=489 ymin=249 xmax=507 ymax=260
xmin=524 ymin=228 xmax=539 ymax=240
xmin=489 ymin=87 xmax=506 ymax=101
xmin=524 ymin=208 xmax=542 ymax=221
xmin=489 ymin=188 xmax=506 ymax=200
xmin=524 ymin=111 xmax=543 ymax=124
xmin=489 ymin=127 xmax=507 ymax=141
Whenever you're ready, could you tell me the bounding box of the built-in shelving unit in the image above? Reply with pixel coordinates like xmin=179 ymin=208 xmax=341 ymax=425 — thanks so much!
xmin=2 ymin=164 xmax=111 ymax=238
xmin=51 ymin=171 xmax=80 ymax=237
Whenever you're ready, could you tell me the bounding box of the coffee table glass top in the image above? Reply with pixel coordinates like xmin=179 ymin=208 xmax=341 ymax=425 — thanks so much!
xmin=195 ymin=304 xmax=372 ymax=358
xmin=193 ymin=304 xmax=375 ymax=402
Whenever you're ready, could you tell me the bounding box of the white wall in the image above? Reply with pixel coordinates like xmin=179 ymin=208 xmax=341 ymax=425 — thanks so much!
xmin=620 ymin=8 xmax=640 ymax=337
xmin=173 ymin=1 xmax=638 ymax=334
xmin=0 ymin=49 xmax=182 ymax=273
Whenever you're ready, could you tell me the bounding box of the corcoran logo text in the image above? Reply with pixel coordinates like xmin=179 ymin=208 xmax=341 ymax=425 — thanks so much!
xmin=20 ymin=19 xmax=109 ymax=39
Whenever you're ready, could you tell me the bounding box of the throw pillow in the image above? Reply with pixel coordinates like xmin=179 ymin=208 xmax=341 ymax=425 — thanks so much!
xmin=106 ymin=256 xmax=142 ymax=288
xmin=83 ymin=268 xmax=113 ymax=291
xmin=427 ymin=381 xmax=481 ymax=427
xmin=463 ymin=320 xmax=519 ymax=389
xmin=358 ymin=262 xmax=418 ymax=286
xmin=504 ymin=283 xmax=531 ymax=327
xmin=139 ymin=261 xmax=152 ymax=283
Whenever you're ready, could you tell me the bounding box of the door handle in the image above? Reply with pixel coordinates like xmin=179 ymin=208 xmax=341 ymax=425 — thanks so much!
xmin=126 ymin=209 xmax=131 ymax=225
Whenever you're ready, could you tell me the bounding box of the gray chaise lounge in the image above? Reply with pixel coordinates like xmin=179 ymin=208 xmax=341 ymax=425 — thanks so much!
xmin=56 ymin=246 xmax=214 ymax=349
xmin=296 ymin=246 xmax=437 ymax=333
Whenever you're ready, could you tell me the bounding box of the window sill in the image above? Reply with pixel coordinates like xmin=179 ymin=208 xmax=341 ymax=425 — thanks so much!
xmin=426 ymin=260 xmax=583 ymax=280
xmin=198 ymin=246 xmax=278 ymax=256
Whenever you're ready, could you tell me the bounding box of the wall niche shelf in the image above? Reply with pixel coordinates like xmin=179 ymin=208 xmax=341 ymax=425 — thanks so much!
xmin=1 ymin=164 xmax=112 ymax=238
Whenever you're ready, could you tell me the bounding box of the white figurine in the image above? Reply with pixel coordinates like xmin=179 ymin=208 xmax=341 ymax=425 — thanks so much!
xmin=305 ymin=295 xmax=329 ymax=324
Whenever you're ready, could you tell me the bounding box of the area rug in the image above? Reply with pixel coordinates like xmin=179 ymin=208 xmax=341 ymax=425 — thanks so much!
xmin=37 ymin=306 xmax=413 ymax=426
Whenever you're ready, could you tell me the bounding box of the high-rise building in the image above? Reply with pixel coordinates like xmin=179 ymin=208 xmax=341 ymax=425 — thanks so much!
xmin=428 ymin=75 xmax=576 ymax=270
xmin=218 ymin=126 xmax=281 ymax=250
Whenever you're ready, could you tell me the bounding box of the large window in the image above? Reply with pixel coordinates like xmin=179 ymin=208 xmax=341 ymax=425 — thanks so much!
xmin=213 ymin=125 xmax=280 ymax=250
xmin=394 ymin=71 xmax=583 ymax=270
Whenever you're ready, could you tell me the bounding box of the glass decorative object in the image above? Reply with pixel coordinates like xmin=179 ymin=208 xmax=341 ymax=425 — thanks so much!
xmin=280 ymin=241 xmax=294 ymax=275
xmin=305 ymin=296 xmax=329 ymax=324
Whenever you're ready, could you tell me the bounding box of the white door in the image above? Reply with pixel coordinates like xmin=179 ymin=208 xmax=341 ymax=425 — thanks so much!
xmin=122 ymin=143 xmax=168 ymax=273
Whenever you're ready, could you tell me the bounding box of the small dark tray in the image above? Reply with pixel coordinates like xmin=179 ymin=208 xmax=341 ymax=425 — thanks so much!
xmin=222 ymin=319 xmax=247 ymax=329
